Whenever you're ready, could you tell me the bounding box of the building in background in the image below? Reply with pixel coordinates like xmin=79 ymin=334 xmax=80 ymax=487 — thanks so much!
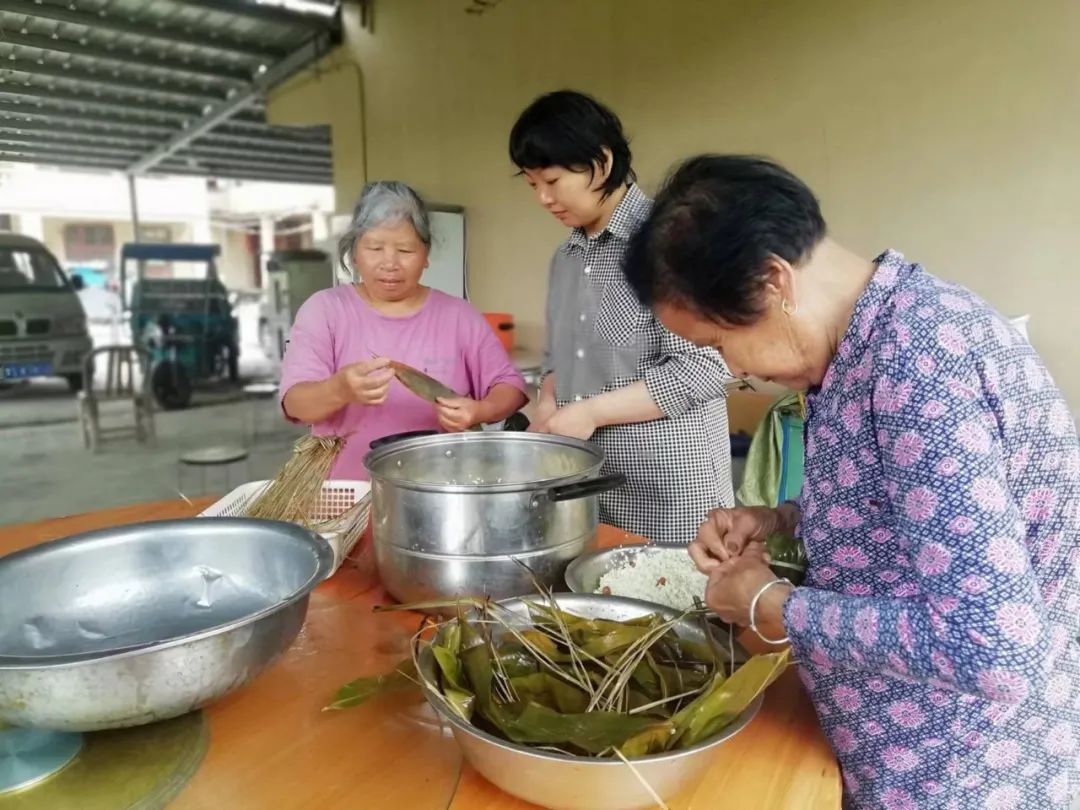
xmin=0 ymin=163 xmax=334 ymax=293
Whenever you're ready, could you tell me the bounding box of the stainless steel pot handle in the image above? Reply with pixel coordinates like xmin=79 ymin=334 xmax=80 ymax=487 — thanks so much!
xmin=546 ymin=473 xmax=626 ymax=502
xmin=369 ymin=430 xmax=438 ymax=450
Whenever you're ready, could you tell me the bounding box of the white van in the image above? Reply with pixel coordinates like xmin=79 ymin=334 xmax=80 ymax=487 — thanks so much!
xmin=0 ymin=232 xmax=92 ymax=391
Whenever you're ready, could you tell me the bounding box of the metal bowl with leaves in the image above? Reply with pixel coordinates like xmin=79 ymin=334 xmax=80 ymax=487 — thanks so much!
xmin=410 ymin=593 xmax=789 ymax=810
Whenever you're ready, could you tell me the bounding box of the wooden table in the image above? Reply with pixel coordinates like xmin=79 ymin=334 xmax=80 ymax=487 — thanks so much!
xmin=0 ymin=501 xmax=841 ymax=809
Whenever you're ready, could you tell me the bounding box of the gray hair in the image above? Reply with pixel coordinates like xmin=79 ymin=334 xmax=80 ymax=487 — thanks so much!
xmin=337 ymin=180 xmax=432 ymax=275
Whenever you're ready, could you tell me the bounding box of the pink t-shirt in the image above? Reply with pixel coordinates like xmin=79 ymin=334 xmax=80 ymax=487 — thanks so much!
xmin=279 ymin=285 xmax=527 ymax=479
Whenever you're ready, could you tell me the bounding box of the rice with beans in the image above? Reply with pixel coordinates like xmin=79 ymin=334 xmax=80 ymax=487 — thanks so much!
xmin=595 ymin=547 xmax=708 ymax=611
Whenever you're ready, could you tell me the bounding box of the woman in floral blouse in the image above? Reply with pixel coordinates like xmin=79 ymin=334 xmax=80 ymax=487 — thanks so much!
xmin=624 ymin=155 xmax=1080 ymax=809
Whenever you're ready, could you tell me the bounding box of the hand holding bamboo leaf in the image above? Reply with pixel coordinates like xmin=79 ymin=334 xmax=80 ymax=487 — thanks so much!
xmin=703 ymin=544 xmax=793 ymax=631
xmin=336 ymin=357 xmax=395 ymax=406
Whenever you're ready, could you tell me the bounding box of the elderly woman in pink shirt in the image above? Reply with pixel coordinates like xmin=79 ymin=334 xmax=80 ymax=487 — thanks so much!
xmin=279 ymin=181 xmax=528 ymax=479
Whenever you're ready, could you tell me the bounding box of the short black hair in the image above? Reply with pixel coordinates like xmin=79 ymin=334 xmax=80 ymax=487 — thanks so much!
xmin=624 ymin=155 xmax=827 ymax=325
xmin=509 ymin=90 xmax=635 ymax=199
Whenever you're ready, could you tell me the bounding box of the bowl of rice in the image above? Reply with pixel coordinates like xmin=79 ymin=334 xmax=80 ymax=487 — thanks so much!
xmin=564 ymin=545 xmax=708 ymax=611
xmin=565 ymin=544 xmax=807 ymax=611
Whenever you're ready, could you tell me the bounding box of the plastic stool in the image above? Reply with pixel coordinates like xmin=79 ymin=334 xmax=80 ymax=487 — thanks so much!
xmin=178 ymin=445 xmax=250 ymax=497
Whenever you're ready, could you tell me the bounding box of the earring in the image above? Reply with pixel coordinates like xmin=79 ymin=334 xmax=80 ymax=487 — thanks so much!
xmin=781 ymin=298 xmax=798 ymax=316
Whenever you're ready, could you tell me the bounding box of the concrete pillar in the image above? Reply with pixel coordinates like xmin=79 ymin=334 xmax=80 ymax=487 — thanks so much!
xmin=192 ymin=218 xmax=213 ymax=244
xmin=311 ymin=210 xmax=329 ymax=243
xmin=17 ymin=212 xmax=44 ymax=241
xmin=259 ymin=215 xmax=275 ymax=290
xmin=127 ymin=174 xmax=141 ymax=242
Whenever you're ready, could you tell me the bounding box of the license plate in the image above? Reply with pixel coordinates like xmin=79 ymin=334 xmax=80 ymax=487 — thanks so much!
xmin=1 ymin=361 xmax=53 ymax=380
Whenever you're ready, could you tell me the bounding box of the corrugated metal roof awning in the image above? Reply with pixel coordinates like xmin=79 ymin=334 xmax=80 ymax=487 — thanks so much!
xmin=0 ymin=0 xmax=339 ymax=185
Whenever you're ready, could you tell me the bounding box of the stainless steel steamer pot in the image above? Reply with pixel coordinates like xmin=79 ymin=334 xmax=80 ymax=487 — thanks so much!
xmin=364 ymin=431 xmax=624 ymax=606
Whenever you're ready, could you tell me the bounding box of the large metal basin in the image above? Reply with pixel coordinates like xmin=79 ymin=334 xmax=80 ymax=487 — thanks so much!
xmin=417 ymin=593 xmax=760 ymax=810
xmin=0 ymin=517 xmax=334 ymax=732
xmin=364 ymin=432 xmax=624 ymax=608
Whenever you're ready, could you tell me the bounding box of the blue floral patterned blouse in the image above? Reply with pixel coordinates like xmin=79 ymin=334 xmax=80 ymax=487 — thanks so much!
xmin=782 ymin=250 xmax=1080 ymax=809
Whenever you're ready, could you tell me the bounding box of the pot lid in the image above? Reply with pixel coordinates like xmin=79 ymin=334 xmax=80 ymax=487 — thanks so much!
xmin=363 ymin=432 xmax=605 ymax=493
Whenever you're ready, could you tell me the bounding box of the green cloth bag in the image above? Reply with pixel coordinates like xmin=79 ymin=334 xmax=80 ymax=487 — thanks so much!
xmin=736 ymin=393 xmax=804 ymax=508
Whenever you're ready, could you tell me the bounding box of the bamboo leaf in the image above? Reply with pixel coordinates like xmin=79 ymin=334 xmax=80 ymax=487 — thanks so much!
xmin=766 ymin=532 xmax=806 ymax=566
xmin=656 ymin=663 xmax=710 ymax=694
xmin=390 ymin=360 xmax=460 ymax=403
xmin=626 ymin=687 xmax=662 ymax=715
xmin=433 ymin=644 xmax=467 ymax=691
xmin=548 ymin=676 xmax=591 ymax=715
xmin=517 ymin=629 xmax=563 ymax=659
xmin=670 ymin=649 xmax=791 ymax=749
xmin=508 ymin=673 xmax=557 ymax=709
xmin=526 ymin=602 xmax=660 ymax=636
xmin=509 ymin=673 xmax=591 ymax=714
xmin=495 ymin=643 xmax=543 ymax=677
xmin=445 ymin=619 xmax=463 ymax=655
xmin=671 ymin=637 xmax=716 ymax=664
xmin=629 ymin=656 xmax=662 ymax=700
xmin=460 ymin=618 xmax=496 ymax=710
xmin=442 ymin=687 xmax=476 ymax=722
xmin=492 ymin=701 xmax=665 ymax=755
xmin=579 ymin=625 xmax=653 ymax=658
xmin=323 ymin=658 xmax=417 ymax=711
xmin=618 ymin=721 xmax=677 ymax=757
xmin=373 ymin=597 xmax=485 ymax=615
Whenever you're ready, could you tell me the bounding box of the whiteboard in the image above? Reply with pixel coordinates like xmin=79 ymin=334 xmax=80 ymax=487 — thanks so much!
xmin=425 ymin=208 xmax=466 ymax=299
xmin=324 ymin=207 xmax=466 ymax=298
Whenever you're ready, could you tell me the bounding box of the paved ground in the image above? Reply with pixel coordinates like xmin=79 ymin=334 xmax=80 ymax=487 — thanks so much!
xmin=0 ymin=341 xmax=304 ymax=527
xmin=0 ymin=376 xmax=257 ymax=429
xmin=0 ymin=384 xmax=307 ymax=527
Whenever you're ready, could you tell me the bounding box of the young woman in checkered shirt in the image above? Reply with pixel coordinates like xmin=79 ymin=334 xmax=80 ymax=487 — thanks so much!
xmin=508 ymin=90 xmax=735 ymax=545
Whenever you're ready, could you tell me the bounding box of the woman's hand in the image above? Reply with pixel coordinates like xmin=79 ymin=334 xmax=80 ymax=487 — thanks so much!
xmin=530 ymin=396 xmax=558 ymax=430
xmin=334 ymin=357 xmax=394 ymax=406
xmin=532 ymin=401 xmax=598 ymax=440
xmin=689 ymin=506 xmax=782 ymax=572
xmin=528 ymin=374 xmax=558 ymax=432
xmin=435 ymin=396 xmax=488 ymax=432
xmin=705 ymin=542 xmax=791 ymax=629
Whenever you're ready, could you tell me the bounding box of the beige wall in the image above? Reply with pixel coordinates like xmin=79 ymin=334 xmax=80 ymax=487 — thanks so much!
xmin=271 ymin=0 xmax=1079 ymax=405
xmin=40 ymin=217 xmax=68 ymax=261
xmin=266 ymin=54 xmax=366 ymax=213
xmin=37 ymin=218 xmax=254 ymax=289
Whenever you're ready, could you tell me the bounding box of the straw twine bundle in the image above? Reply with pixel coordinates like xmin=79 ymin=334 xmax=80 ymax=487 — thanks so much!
xmin=244 ymin=436 xmax=345 ymax=523
xmin=241 ymin=435 xmax=371 ymax=568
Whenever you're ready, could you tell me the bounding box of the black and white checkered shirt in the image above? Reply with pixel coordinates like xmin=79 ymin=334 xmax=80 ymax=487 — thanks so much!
xmin=543 ymin=183 xmax=734 ymax=545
